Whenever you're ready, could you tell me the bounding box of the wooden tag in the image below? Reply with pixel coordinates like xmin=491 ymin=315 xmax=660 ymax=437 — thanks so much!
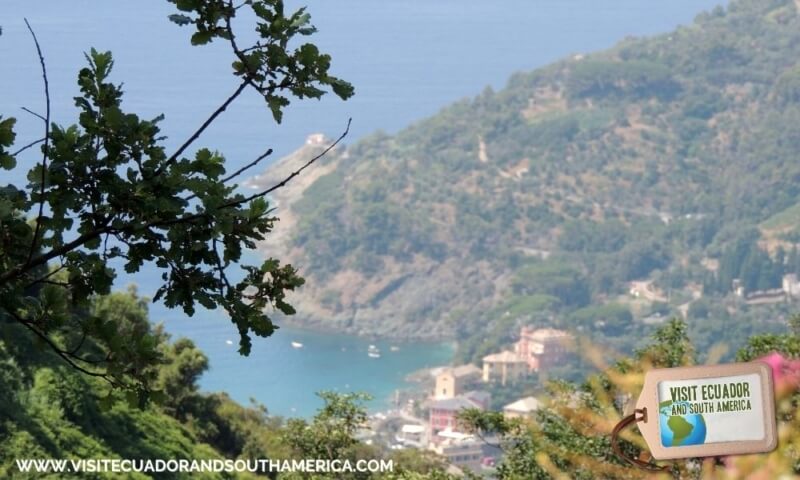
xmin=635 ymin=362 xmax=777 ymax=460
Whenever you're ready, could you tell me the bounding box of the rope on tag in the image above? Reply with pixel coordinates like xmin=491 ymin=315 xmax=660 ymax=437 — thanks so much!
xmin=610 ymin=408 xmax=670 ymax=472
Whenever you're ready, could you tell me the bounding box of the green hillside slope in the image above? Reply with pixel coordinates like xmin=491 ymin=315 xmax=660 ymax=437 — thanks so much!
xmin=260 ymin=0 xmax=800 ymax=356
xmin=0 ymin=290 xmax=267 ymax=480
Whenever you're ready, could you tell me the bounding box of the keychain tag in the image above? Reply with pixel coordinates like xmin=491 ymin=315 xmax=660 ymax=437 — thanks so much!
xmin=633 ymin=361 xmax=777 ymax=460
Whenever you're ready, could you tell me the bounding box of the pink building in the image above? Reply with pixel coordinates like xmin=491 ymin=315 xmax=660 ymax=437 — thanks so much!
xmin=515 ymin=327 xmax=573 ymax=372
xmin=428 ymin=391 xmax=490 ymax=440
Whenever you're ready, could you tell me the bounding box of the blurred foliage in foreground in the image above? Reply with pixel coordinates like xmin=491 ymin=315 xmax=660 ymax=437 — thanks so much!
xmin=458 ymin=317 xmax=800 ymax=479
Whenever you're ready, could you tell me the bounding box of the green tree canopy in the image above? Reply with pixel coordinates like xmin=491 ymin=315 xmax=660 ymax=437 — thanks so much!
xmin=0 ymin=0 xmax=353 ymax=402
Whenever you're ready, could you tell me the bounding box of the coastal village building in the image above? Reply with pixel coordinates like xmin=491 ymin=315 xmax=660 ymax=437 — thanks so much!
xmin=502 ymin=396 xmax=540 ymax=420
xmin=397 ymin=424 xmax=425 ymax=447
xmin=429 ymin=434 xmax=494 ymax=473
xmin=482 ymin=326 xmax=574 ymax=384
xmin=482 ymin=351 xmax=527 ymax=385
xmin=434 ymin=364 xmax=482 ymax=400
xmin=428 ymin=391 xmax=490 ymax=439
xmin=514 ymin=327 xmax=573 ymax=372
xmin=305 ymin=133 xmax=328 ymax=145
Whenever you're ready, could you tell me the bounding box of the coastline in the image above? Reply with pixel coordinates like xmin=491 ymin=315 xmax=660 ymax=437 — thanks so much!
xmin=277 ymin=316 xmax=459 ymax=343
xmin=180 ymin=317 xmax=457 ymax=418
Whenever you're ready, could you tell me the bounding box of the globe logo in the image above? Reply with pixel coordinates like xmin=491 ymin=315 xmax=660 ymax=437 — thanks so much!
xmin=659 ymin=400 xmax=707 ymax=447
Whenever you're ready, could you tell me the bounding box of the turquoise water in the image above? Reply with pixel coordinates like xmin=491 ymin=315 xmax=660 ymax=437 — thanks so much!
xmin=165 ymin=316 xmax=454 ymax=417
xmin=0 ymin=0 xmax=726 ymax=417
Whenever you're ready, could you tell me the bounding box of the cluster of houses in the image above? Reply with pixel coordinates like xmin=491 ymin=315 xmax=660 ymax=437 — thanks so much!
xmin=483 ymin=327 xmax=573 ymax=386
xmin=397 ymin=326 xmax=573 ymax=472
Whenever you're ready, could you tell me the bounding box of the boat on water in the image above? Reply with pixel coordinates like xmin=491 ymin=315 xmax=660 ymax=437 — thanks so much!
xmin=389 ymin=346 xmax=400 ymax=352
xmin=368 ymin=345 xmax=381 ymax=358
xmin=225 ymin=339 xmax=233 ymax=345
xmin=291 ymin=341 xmax=304 ymax=349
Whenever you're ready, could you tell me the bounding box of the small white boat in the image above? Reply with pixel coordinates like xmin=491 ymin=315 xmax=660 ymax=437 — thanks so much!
xmin=390 ymin=346 xmax=400 ymax=352
xmin=225 ymin=340 xmax=233 ymax=345
xmin=291 ymin=341 xmax=304 ymax=349
xmin=368 ymin=344 xmax=381 ymax=358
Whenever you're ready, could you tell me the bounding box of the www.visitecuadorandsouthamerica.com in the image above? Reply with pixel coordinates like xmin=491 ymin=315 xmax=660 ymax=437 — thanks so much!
xmin=15 ymin=458 xmax=395 ymax=475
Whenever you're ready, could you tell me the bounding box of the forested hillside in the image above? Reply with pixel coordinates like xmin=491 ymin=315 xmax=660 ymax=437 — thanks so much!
xmin=261 ymin=0 xmax=800 ymax=357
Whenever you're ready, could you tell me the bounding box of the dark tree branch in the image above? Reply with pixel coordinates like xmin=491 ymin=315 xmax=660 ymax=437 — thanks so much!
xmin=239 ymin=43 xmax=263 ymax=54
xmin=8 ymin=310 xmax=119 ymax=387
xmin=24 ymin=18 xmax=51 ymax=266
xmin=151 ymin=80 xmax=249 ymax=179
xmin=0 ymin=118 xmax=348 ymax=291
xmin=472 ymin=429 xmax=504 ymax=449
xmin=25 ymin=263 xmax=66 ymax=289
xmin=184 ymin=147 xmax=273 ymax=201
xmin=224 ymin=6 xmax=262 ymax=92
xmin=234 ymin=118 xmax=350 ymax=205
xmin=220 ymin=147 xmax=273 ymax=185
xmin=152 ymin=2 xmax=299 ymax=182
xmin=20 ymin=106 xmax=46 ymax=123
xmin=211 ymin=238 xmax=232 ymax=295
xmin=11 ymin=137 xmax=45 ymax=157
xmin=101 ymin=232 xmax=111 ymax=261
xmin=149 ymin=118 xmax=350 ymax=229
xmin=222 ymin=4 xmax=298 ymax=97
xmin=67 ymin=330 xmax=88 ymax=356
xmin=0 ymin=218 xmax=112 ymax=286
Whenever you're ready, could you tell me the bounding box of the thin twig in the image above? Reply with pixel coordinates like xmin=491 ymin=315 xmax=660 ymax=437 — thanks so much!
xmin=235 ymin=118 xmax=350 ymax=204
xmin=149 ymin=118 xmax=350 ymax=229
xmin=0 ymin=217 xmax=112 ymax=286
xmin=67 ymin=330 xmax=88 ymax=356
xmin=225 ymin=4 xmax=263 ymax=93
xmin=150 ymin=80 xmax=248 ymax=179
xmin=101 ymin=232 xmax=111 ymax=261
xmin=151 ymin=3 xmax=270 ymax=181
xmin=473 ymin=430 xmax=503 ymax=449
xmin=20 ymin=106 xmax=46 ymax=123
xmin=8 ymin=310 xmax=118 ymax=386
xmin=11 ymin=137 xmax=45 ymax=157
xmin=212 ymin=238 xmax=232 ymax=295
xmin=24 ymin=18 xmax=51 ymax=266
xmin=24 ymin=263 xmax=66 ymax=288
xmin=223 ymin=3 xmax=296 ymax=97
xmin=221 ymin=148 xmax=273 ymax=184
xmin=184 ymin=148 xmax=273 ymax=201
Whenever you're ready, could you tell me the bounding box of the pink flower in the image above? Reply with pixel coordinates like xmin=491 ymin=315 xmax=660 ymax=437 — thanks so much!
xmin=758 ymin=352 xmax=800 ymax=395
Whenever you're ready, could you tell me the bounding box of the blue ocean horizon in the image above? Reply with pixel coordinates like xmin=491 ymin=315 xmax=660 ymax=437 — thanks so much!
xmin=0 ymin=0 xmax=726 ymax=417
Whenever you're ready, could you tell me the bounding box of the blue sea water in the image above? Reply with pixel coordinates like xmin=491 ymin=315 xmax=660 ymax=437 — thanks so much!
xmin=1 ymin=0 xmax=726 ymax=417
